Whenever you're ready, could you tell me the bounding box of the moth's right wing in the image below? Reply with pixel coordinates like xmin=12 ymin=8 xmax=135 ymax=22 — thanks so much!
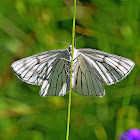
xmin=39 ymin=51 xmax=70 ymax=97
xmin=11 ymin=49 xmax=66 ymax=86
xmin=11 ymin=49 xmax=70 ymax=96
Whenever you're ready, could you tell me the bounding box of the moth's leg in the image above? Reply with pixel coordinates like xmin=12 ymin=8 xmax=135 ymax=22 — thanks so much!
xmin=73 ymin=60 xmax=80 ymax=73
xmin=73 ymin=54 xmax=83 ymax=62
xmin=71 ymin=59 xmax=81 ymax=90
xmin=60 ymin=57 xmax=71 ymax=62
xmin=63 ymin=63 xmax=70 ymax=76
xmin=62 ymin=57 xmax=80 ymax=77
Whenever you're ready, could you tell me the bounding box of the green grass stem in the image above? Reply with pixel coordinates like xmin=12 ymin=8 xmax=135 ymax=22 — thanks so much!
xmin=66 ymin=0 xmax=76 ymax=140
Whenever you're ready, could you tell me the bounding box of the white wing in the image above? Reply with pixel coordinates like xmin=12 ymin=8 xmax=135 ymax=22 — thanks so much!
xmin=72 ymin=48 xmax=135 ymax=96
xmin=72 ymin=54 xmax=105 ymax=97
xmin=11 ymin=49 xmax=70 ymax=96
xmin=39 ymin=52 xmax=70 ymax=96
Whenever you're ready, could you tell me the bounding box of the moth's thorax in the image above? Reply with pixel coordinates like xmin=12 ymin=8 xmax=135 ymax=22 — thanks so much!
xmin=67 ymin=45 xmax=78 ymax=61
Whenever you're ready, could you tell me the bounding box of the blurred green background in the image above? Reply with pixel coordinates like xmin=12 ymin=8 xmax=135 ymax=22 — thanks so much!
xmin=0 ymin=0 xmax=140 ymax=140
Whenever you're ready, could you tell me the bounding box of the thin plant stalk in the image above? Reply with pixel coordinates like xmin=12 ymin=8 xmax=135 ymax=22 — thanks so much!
xmin=114 ymin=69 xmax=136 ymax=140
xmin=66 ymin=0 xmax=76 ymax=140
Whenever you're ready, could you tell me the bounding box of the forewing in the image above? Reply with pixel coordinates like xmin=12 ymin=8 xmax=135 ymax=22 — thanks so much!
xmin=72 ymin=54 xmax=105 ymax=97
xmin=78 ymin=48 xmax=135 ymax=85
xmin=11 ymin=49 xmax=66 ymax=86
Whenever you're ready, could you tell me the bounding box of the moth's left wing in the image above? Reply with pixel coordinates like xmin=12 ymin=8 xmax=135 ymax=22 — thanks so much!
xmin=72 ymin=54 xmax=105 ymax=97
xmin=77 ymin=48 xmax=135 ymax=85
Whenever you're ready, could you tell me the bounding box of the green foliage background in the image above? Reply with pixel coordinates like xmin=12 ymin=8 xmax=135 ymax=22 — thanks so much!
xmin=0 ymin=0 xmax=140 ymax=140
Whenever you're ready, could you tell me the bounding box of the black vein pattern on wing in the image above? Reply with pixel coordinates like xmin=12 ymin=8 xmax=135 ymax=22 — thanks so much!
xmin=108 ymin=57 xmax=132 ymax=73
xmin=98 ymin=62 xmax=118 ymax=82
xmin=48 ymin=60 xmax=64 ymax=95
xmin=83 ymin=54 xmax=128 ymax=84
xmin=83 ymin=53 xmax=125 ymax=77
xmin=97 ymin=58 xmax=133 ymax=84
xmin=82 ymin=56 xmax=104 ymax=96
xmin=95 ymin=61 xmax=110 ymax=84
xmin=12 ymin=53 xmax=59 ymax=70
xmin=12 ymin=55 xmax=58 ymax=85
xmin=73 ymin=55 xmax=104 ymax=96
xmin=40 ymin=52 xmax=69 ymax=96
xmin=78 ymin=48 xmax=134 ymax=85
xmin=11 ymin=49 xmax=66 ymax=86
xmin=55 ymin=63 xmax=67 ymax=96
xmin=101 ymin=63 xmax=122 ymax=83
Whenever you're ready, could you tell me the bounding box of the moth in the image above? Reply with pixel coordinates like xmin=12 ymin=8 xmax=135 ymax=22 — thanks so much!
xmin=11 ymin=45 xmax=135 ymax=97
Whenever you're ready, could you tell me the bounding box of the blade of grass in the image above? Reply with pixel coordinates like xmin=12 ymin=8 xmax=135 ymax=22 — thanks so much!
xmin=114 ymin=68 xmax=137 ymax=140
xmin=66 ymin=0 xmax=76 ymax=140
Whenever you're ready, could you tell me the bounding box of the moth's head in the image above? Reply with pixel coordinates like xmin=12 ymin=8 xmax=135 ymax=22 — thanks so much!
xmin=68 ymin=45 xmax=72 ymax=52
xmin=68 ymin=45 xmax=76 ymax=52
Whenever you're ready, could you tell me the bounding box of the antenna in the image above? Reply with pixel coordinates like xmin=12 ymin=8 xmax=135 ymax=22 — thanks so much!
xmin=52 ymin=40 xmax=70 ymax=46
xmin=76 ymin=34 xmax=86 ymax=41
